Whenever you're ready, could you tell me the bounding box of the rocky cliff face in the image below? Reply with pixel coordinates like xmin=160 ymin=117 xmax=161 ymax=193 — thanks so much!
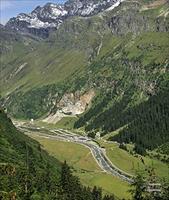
xmin=65 ymin=0 xmax=121 ymax=16
xmin=108 ymin=1 xmax=169 ymax=35
xmin=5 ymin=0 xmax=122 ymax=38
xmin=43 ymin=90 xmax=95 ymax=123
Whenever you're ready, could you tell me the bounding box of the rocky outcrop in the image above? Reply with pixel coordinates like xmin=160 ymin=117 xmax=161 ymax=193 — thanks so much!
xmin=65 ymin=0 xmax=121 ymax=16
xmin=43 ymin=90 xmax=95 ymax=123
xmin=109 ymin=4 xmax=148 ymax=35
xmin=108 ymin=1 xmax=169 ymax=35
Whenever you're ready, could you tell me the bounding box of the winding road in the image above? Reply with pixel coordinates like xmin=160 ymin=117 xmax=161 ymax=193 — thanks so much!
xmin=15 ymin=123 xmax=133 ymax=183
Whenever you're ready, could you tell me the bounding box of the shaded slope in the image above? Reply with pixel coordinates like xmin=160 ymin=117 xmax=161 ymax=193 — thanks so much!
xmin=0 ymin=109 xmax=116 ymax=200
xmin=0 ymin=109 xmax=60 ymax=167
xmin=0 ymin=0 xmax=169 ymax=154
xmin=74 ymin=31 xmax=169 ymax=153
xmin=0 ymin=109 xmax=61 ymax=198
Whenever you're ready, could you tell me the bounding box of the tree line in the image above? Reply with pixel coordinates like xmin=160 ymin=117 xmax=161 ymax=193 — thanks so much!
xmin=75 ymin=80 xmax=169 ymax=155
xmin=0 ymin=161 xmax=115 ymax=200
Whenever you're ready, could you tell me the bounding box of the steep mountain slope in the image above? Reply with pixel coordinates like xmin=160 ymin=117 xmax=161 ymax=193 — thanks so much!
xmin=73 ymin=30 xmax=169 ymax=153
xmin=0 ymin=109 xmax=61 ymax=198
xmin=0 ymin=109 xmax=115 ymax=200
xmin=0 ymin=0 xmax=169 ymax=154
xmin=0 ymin=25 xmax=34 ymax=55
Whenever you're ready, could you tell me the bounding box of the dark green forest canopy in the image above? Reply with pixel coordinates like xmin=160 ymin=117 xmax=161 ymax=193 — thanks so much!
xmin=1 ymin=0 xmax=169 ymax=157
xmin=75 ymin=73 xmax=169 ymax=154
xmin=0 ymin=110 xmax=115 ymax=200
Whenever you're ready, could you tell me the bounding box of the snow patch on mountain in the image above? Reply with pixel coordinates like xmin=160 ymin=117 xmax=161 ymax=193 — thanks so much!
xmin=17 ymin=14 xmax=56 ymax=29
xmin=15 ymin=3 xmax=67 ymax=29
xmin=65 ymin=0 xmax=122 ymax=16
xmin=106 ymin=0 xmax=124 ymax=11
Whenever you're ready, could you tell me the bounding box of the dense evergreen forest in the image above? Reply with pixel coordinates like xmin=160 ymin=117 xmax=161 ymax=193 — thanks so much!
xmin=75 ymin=77 xmax=169 ymax=155
xmin=130 ymin=170 xmax=169 ymax=200
xmin=0 ymin=109 xmax=115 ymax=199
xmin=111 ymin=82 xmax=169 ymax=155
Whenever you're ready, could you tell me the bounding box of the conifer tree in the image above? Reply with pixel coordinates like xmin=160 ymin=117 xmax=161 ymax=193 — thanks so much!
xmin=130 ymin=171 xmax=146 ymax=200
xmin=92 ymin=186 xmax=102 ymax=200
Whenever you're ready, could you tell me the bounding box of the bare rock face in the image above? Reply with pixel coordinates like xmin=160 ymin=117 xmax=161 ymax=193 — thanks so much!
xmin=43 ymin=90 xmax=95 ymax=123
xmin=109 ymin=6 xmax=148 ymax=35
xmin=108 ymin=1 xmax=169 ymax=36
xmin=65 ymin=0 xmax=121 ymax=16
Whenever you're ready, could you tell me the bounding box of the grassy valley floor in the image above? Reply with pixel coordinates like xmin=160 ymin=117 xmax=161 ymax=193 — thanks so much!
xmin=31 ymin=135 xmax=131 ymax=199
xmin=97 ymin=140 xmax=169 ymax=179
xmin=14 ymin=119 xmax=169 ymax=199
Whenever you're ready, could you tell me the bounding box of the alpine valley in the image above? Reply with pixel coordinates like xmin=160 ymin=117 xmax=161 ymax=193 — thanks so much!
xmin=0 ymin=0 xmax=169 ymax=199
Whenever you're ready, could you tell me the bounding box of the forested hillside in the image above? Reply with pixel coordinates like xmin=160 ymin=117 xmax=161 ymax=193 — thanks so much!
xmin=0 ymin=109 xmax=60 ymax=199
xmin=0 ymin=0 xmax=169 ymax=155
xmin=0 ymin=0 xmax=169 ymax=199
xmin=74 ymin=32 xmax=169 ymax=154
xmin=111 ymin=80 xmax=169 ymax=154
xmin=0 ymin=109 xmax=115 ymax=199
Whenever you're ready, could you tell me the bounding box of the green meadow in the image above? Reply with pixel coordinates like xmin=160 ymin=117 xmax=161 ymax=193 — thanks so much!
xmin=31 ymin=135 xmax=131 ymax=199
xmin=98 ymin=140 xmax=169 ymax=180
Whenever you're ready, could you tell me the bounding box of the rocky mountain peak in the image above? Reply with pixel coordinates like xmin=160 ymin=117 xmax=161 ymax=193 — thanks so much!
xmin=32 ymin=3 xmax=68 ymax=19
xmin=5 ymin=0 xmax=122 ymax=38
xmin=65 ymin=0 xmax=121 ymax=16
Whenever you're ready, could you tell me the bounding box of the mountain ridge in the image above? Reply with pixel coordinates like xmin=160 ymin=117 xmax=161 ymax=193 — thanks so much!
xmin=5 ymin=0 xmax=122 ymax=38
